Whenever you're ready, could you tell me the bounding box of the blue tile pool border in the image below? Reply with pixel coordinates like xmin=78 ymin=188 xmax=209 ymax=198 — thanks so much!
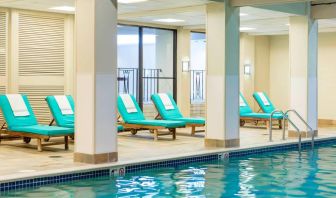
xmin=1 ymin=137 xmax=336 ymax=193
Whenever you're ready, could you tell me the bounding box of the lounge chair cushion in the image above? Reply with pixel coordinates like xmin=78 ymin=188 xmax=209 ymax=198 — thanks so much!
xmin=151 ymin=93 xmax=183 ymax=119
xmin=170 ymin=117 xmax=205 ymax=125
xmin=240 ymin=93 xmax=283 ymax=119
xmin=239 ymin=93 xmax=253 ymax=114
xmin=240 ymin=112 xmax=283 ymax=120
xmin=127 ymin=120 xmax=185 ymax=128
xmin=118 ymin=95 xmax=145 ymax=122
xmin=118 ymin=125 xmax=124 ymax=131
xmin=0 ymin=95 xmax=38 ymax=129
xmin=46 ymin=95 xmax=75 ymax=128
xmin=253 ymin=92 xmax=276 ymax=113
xmin=10 ymin=125 xmax=74 ymax=136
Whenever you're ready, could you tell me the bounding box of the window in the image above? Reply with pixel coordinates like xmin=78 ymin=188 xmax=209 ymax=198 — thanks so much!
xmin=117 ymin=25 xmax=177 ymax=115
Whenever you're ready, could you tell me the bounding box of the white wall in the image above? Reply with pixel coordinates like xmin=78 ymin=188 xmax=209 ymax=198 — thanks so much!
xmin=269 ymin=35 xmax=290 ymax=111
xmin=318 ymin=32 xmax=336 ymax=120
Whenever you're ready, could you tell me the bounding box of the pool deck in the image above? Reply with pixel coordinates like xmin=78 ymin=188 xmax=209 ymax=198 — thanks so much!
xmin=1 ymin=125 xmax=336 ymax=183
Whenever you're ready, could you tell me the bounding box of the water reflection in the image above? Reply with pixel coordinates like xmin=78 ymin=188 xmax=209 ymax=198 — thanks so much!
xmin=4 ymin=145 xmax=336 ymax=197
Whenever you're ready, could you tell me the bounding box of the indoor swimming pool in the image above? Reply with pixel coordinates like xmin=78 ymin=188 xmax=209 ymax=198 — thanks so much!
xmin=3 ymin=143 xmax=336 ymax=197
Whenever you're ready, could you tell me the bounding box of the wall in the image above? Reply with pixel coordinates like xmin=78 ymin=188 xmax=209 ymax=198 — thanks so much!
xmin=269 ymin=35 xmax=290 ymax=111
xmin=254 ymin=36 xmax=270 ymax=111
xmin=318 ymin=32 xmax=336 ymax=121
xmin=240 ymin=33 xmax=255 ymax=110
xmin=251 ymin=33 xmax=336 ymax=123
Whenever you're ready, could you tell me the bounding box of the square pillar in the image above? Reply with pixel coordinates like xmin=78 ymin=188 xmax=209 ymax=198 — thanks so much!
xmin=289 ymin=11 xmax=318 ymax=137
xmin=205 ymin=2 xmax=240 ymax=148
xmin=177 ymin=28 xmax=191 ymax=116
xmin=74 ymin=0 xmax=118 ymax=164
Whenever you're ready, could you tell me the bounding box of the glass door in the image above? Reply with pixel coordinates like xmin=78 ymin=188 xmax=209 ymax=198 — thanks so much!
xmin=142 ymin=27 xmax=176 ymax=118
xmin=117 ymin=25 xmax=140 ymax=100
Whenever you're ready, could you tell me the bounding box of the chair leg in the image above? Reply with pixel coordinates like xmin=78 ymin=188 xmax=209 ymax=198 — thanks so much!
xmin=172 ymin=128 xmax=176 ymax=140
xmin=154 ymin=130 xmax=158 ymax=141
xmin=191 ymin=126 xmax=196 ymax=136
xmin=64 ymin=136 xmax=69 ymax=150
xmin=37 ymin=138 xmax=42 ymax=152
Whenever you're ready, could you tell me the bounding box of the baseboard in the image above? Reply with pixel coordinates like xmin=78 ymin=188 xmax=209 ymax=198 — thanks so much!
xmin=318 ymin=119 xmax=336 ymax=126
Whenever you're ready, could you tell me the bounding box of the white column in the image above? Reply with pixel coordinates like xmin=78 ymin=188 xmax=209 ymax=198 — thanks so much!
xmin=289 ymin=12 xmax=318 ymax=136
xmin=205 ymin=2 xmax=240 ymax=147
xmin=177 ymin=28 xmax=191 ymax=116
xmin=74 ymin=0 xmax=118 ymax=164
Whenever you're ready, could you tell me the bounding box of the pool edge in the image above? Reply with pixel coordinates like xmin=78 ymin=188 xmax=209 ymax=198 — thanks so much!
xmin=1 ymin=136 xmax=336 ymax=192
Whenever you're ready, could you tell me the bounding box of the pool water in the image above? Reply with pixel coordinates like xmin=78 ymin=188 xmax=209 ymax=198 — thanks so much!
xmin=3 ymin=144 xmax=336 ymax=197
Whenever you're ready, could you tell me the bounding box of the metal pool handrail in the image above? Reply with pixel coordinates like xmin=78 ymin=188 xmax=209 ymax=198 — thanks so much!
xmin=285 ymin=109 xmax=315 ymax=151
xmin=269 ymin=110 xmax=288 ymax=142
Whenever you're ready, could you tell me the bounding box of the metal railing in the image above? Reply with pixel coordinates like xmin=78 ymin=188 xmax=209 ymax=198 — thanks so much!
xmin=269 ymin=109 xmax=315 ymax=151
xmin=143 ymin=69 xmax=161 ymax=103
xmin=118 ymin=68 xmax=139 ymax=98
xmin=285 ymin=109 xmax=315 ymax=150
xmin=269 ymin=110 xmax=287 ymax=142
xmin=117 ymin=68 xmax=163 ymax=103
xmin=191 ymin=70 xmax=206 ymax=103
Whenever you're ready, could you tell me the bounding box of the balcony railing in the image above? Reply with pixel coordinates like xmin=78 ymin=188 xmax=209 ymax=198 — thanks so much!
xmin=190 ymin=70 xmax=206 ymax=103
xmin=117 ymin=68 xmax=139 ymax=99
xmin=117 ymin=68 xmax=162 ymax=103
xmin=143 ymin=69 xmax=162 ymax=103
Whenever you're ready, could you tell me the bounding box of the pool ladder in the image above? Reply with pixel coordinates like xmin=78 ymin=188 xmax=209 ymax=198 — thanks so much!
xmin=269 ymin=109 xmax=316 ymax=151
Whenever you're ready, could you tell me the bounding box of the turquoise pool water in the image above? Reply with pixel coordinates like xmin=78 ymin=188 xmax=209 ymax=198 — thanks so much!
xmin=3 ymin=144 xmax=336 ymax=197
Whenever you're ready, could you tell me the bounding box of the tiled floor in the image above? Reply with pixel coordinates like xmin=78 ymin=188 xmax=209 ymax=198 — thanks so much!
xmin=0 ymin=124 xmax=335 ymax=181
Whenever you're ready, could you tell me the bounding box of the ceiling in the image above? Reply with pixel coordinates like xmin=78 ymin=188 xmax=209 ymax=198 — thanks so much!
xmin=0 ymin=0 xmax=335 ymax=35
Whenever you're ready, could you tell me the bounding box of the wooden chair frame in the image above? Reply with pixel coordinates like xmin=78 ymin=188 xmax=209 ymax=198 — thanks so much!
xmin=240 ymin=117 xmax=283 ymax=130
xmin=119 ymin=123 xmax=177 ymax=141
xmin=0 ymin=123 xmax=70 ymax=152
xmin=153 ymin=108 xmax=205 ymax=136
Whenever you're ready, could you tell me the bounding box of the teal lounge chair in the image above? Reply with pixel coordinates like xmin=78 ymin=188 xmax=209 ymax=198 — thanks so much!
xmin=253 ymin=92 xmax=276 ymax=114
xmin=46 ymin=95 xmax=124 ymax=132
xmin=151 ymin=93 xmax=205 ymax=135
xmin=118 ymin=94 xmax=185 ymax=141
xmin=0 ymin=94 xmax=74 ymax=151
xmin=240 ymin=93 xmax=283 ymax=129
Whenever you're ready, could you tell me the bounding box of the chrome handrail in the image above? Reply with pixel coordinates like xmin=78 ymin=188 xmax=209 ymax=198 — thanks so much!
xmin=269 ymin=110 xmax=287 ymax=142
xmin=285 ymin=109 xmax=316 ymax=150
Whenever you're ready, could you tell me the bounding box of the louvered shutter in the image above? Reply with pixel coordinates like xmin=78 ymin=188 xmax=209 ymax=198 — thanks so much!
xmin=18 ymin=13 xmax=65 ymax=76
xmin=0 ymin=10 xmax=7 ymax=126
xmin=15 ymin=11 xmax=68 ymax=124
xmin=19 ymin=86 xmax=64 ymax=124
xmin=0 ymin=10 xmax=7 ymax=77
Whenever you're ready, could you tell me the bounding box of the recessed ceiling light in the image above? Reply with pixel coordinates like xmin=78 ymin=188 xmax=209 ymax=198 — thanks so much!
xmin=240 ymin=13 xmax=248 ymax=16
xmin=240 ymin=27 xmax=256 ymax=31
xmin=49 ymin=6 xmax=75 ymax=12
xmin=154 ymin=19 xmax=185 ymax=23
xmin=118 ymin=0 xmax=148 ymax=3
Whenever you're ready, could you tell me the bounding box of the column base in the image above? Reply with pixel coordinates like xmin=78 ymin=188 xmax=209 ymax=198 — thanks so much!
xmin=204 ymin=138 xmax=240 ymax=148
xmin=74 ymin=152 xmax=118 ymax=164
xmin=288 ymin=130 xmax=318 ymax=138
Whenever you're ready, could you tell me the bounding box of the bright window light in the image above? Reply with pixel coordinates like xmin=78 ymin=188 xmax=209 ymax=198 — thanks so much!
xmin=154 ymin=19 xmax=185 ymax=23
xmin=240 ymin=27 xmax=256 ymax=31
xmin=118 ymin=0 xmax=148 ymax=3
xmin=240 ymin=13 xmax=248 ymax=16
xmin=49 ymin=6 xmax=75 ymax=12
xmin=118 ymin=35 xmax=156 ymax=45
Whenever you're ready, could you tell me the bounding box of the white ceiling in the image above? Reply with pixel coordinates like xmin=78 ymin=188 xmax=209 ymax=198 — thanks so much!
xmin=0 ymin=0 xmax=335 ymax=35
